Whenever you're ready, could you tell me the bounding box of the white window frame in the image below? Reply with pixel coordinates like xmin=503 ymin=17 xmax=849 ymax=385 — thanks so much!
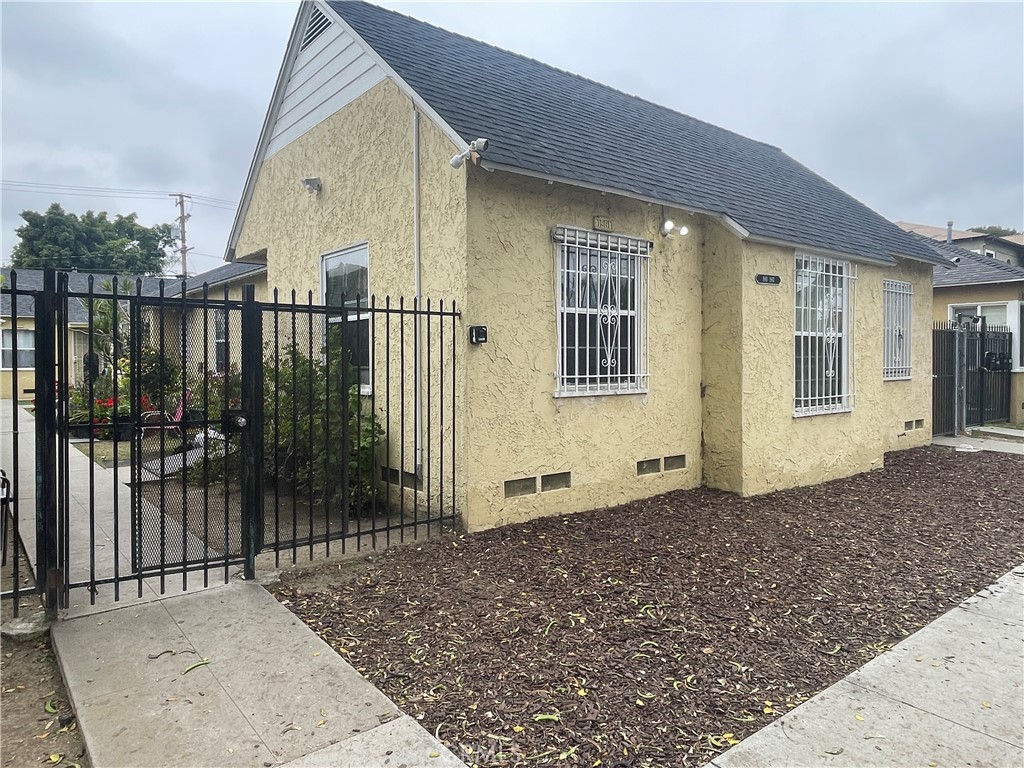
xmin=1 ymin=327 xmax=35 ymax=370
xmin=794 ymin=254 xmax=856 ymax=416
xmin=882 ymin=279 xmax=912 ymax=380
xmin=947 ymin=302 xmax=1009 ymax=328
xmin=553 ymin=225 xmax=651 ymax=397
xmin=321 ymin=242 xmax=371 ymax=395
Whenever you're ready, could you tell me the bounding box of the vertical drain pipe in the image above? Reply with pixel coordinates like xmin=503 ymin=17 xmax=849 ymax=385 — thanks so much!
xmin=412 ymin=109 xmax=423 ymax=476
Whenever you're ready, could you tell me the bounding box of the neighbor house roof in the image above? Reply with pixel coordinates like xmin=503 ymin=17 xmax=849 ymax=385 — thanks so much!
xmin=165 ymin=262 xmax=266 ymax=298
xmin=320 ymin=0 xmax=949 ymax=268
xmin=916 ymin=236 xmax=1024 ymax=288
xmin=1 ymin=268 xmax=163 ymax=324
xmin=895 ymin=221 xmax=983 ymax=242
xmin=227 ymin=0 xmax=950 ymax=270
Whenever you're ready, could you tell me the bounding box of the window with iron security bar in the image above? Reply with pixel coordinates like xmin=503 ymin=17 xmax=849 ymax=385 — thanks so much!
xmin=553 ymin=226 xmax=651 ymax=395
xmin=794 ymin=255 xmax=856 ymax=416
xmin=883 ymin=279 xmax=912 ymax=380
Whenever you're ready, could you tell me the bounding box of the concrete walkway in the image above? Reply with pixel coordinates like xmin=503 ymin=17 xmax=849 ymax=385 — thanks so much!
xmin=931 ymin=435 xmax=1023 ymax=455
xmin=712 ymin=565 xmax=1024 ymax=768
xmin=52 ymin=582 xmax=464 ymax=767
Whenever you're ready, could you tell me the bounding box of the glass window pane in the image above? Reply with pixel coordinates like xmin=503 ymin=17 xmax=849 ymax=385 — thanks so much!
xmin=325 ymin=246 xmax=369 ymax=308
xmin=980 ymin=305 xmax=1007 ymax=326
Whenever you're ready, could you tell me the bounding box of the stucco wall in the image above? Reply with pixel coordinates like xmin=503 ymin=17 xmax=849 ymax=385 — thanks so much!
xmin=232 ymin=78 xmax=469 ymax=521
xmin=737 ymin=246 xmax=933 ymax=495
xmin=1011 ymin=372 xmax=1024 ymax=425
xmin=463 ymin=170 xmax=703 ymax=530
xmin=700 ymin=221 xmax=745 ymax=492
xmin=933 ymin=283 xmax=1024 ymax=323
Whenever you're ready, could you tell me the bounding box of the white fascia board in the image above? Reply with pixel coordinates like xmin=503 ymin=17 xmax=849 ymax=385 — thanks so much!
xmin=935 ymin=278 xmax=1024 ymax=288
xmin=224 ymin=2 xmax=313 ymax=262
xmin=321 ymin=3 xmax=468 ymax=154
xmin=478 ymin=159 xmax=750 ymax=239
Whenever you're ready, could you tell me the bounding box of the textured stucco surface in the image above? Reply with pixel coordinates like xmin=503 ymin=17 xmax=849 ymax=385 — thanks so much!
xmin=1011 ymin=373 xmax=1024 ymax=425
xmin=737 ymin=246 xmax=933 ymax=495
xmin=463 ymin=170 xmax=703 ymax=530
xmin=700 ymin=222 xmax=744 ymax=492
xmin=932 ymin=283 xmax=1023 ymax=323
xmin=233 ymin=78 xmax=469 ymax=520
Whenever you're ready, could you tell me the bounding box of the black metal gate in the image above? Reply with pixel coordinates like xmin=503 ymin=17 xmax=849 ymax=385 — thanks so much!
xmin=932 ymin=320 xmax=1012 ymax=436
xmin=2 ymin=268 xmax=460 ymax=615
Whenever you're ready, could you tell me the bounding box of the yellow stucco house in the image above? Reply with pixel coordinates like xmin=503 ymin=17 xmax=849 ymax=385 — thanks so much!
xmin=223 ymin=1 xmax=952 ymax=532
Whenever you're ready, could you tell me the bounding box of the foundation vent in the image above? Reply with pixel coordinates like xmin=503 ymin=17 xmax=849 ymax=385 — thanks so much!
xmin=914 ymin=419 xmax=924 ymax=430
xmin=380 ymin=465 xmax=421 ymax=490
xmin=504 ymin=477 xmax=537 ymax=498
xmin=637 ymin=458 xmax=661 ymax=476
xmin=904 ymin=420 xmax=914 ymax=431
xmin=541 ymin=472 xmax=571 ymax=492
xmin=664 ymin=454 xmax=687 ymax=471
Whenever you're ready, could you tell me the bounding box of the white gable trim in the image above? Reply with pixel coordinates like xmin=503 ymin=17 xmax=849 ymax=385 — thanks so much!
xmin=225 ymin=0 xmax=468 ymax=261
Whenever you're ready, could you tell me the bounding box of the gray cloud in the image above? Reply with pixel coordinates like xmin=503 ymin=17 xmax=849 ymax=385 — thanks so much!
xmin=3 ymin=1 xmax=1021 ymax=273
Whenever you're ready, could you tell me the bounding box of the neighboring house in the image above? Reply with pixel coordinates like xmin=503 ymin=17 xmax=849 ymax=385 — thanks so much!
xmin=922 ymin=236 xmax=1024 ymax=424
xmin=897 ymin=221 xmax=1024 ymax=268
xmin=154 ymin=262 xmax=268 ymax=377
xmin=222 ymin=0 xmax=951 ymax=531
xmin=1 ymin=268 xmax=160 ymax=400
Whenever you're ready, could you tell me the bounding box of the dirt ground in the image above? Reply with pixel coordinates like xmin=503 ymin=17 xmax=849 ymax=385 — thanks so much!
xmin=273 ymin=446 xmax=1024 ymax=768
xmin=1 ymin=552 xmax=90 ymax=768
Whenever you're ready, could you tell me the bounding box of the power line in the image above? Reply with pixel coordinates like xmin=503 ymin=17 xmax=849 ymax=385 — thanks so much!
xmin=1 ymin=180 xmax=237 ymax=207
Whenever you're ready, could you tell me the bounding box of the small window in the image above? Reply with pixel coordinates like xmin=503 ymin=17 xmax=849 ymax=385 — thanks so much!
xmin=213 ymin=310 xmax=228 ymax=374
xmin=323 ymin=243 xmax=370 ymax=392
xmin=554 ymin=226 xmax=651 ymax=396
xmin=1 ymin=328 xmax=35 ymax=370
xmin=794 ymin=255 xmax=855 ymax=415
xmin=883 ymin=280 xmax=912 ymax=380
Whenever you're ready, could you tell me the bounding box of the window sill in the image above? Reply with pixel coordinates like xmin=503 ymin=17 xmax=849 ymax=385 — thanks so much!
xmin=883 ymin=375 xmax=912 ymax=382
xmin=554 ymin=388 xmax=648 ymax=399
xmin=793 ymin=406 xmax=853 ymax=418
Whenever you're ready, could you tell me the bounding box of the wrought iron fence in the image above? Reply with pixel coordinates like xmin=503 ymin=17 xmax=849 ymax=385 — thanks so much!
xmin=1 ymin=268 xmax=460 ymax=614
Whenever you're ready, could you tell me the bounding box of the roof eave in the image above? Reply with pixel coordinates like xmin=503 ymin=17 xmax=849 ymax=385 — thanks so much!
xmin=478 ymin=159 xmax=750 ymax=239
xmin=934 ymin=277 xmax=1024 ymax=288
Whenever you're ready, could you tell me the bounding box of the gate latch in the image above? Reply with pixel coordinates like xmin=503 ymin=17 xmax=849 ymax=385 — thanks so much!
xmin=223 ymin=409 xmax=249 ymax=433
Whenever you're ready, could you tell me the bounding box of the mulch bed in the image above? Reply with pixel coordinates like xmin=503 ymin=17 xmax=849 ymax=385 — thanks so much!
xmin=272 ymin=446 xmax=1024 ymax=767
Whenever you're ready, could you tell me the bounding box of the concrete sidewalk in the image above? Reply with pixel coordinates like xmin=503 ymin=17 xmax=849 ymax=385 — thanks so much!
xmin=52 ymin=580 xmax=465 ymax=768
xmin=712 ymin=565 xmax=1024 ymax=768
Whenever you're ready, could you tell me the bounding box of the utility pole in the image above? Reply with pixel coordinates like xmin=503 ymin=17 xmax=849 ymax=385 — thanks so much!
xmin=170 ymin=193 xmax=192 ymax=277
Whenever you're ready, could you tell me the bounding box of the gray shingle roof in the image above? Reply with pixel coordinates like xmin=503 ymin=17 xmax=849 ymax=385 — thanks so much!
xmin=329 ymin=0 xmax=949 ymax=269
xmin=1 ymin=268 xmax=164 ymax=324
xmin=165 ymin=262 xmax=266 ymax=297
xmin=919 ymin=236 xmax=1024 ymax=287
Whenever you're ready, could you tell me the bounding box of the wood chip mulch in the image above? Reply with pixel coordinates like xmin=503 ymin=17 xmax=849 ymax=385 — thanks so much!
xmin=272 ymin=446 xmax=1024 ymax=767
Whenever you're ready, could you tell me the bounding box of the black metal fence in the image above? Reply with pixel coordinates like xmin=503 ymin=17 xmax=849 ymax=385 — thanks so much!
xmin=2 ymin=269 xmax=460 ymax=615
xmin=932 ymin=320 xmax=1012 ymax=436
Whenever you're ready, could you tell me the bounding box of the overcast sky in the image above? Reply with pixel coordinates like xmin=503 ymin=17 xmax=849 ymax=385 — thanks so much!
xmin=2 ymin=1 xmax=1021 ymax=274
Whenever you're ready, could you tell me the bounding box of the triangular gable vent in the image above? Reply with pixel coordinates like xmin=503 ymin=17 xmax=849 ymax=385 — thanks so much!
xmin=301 ymin=7 xmax=332 ymax=51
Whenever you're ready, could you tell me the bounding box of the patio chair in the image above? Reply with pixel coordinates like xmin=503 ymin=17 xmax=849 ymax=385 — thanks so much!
xmin=140 ymin=389 xmax=193 ymax=445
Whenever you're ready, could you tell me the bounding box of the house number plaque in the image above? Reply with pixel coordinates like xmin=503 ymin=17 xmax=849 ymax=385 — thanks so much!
xmin=593 ymin=216 xmax=613 ymax=232
xmin=755 ymin=274 xmax=781 ymax=285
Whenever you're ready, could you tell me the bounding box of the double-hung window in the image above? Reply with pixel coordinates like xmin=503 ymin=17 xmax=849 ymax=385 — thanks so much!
xmin=882 ymin=280 xmax=912 ymax=380
xmin=323 ymin=243 xmax=370 ymax=392
xmin=1 ymin=328 xmax=35 ymax=370
xmin=794 ymin=255 xmax=855 ymax=415
xmin=554 ymin=226 xmax=650 ymax=395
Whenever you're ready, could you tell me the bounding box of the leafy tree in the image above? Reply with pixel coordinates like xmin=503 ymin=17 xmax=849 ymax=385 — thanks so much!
xmin=969 ymin=225 xmax=1021 ymax=238
xmin=11 ymin=202 xmax=173 ymax=274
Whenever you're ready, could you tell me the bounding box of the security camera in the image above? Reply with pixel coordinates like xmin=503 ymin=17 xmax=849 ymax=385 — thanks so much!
xmin=450 ymin=152 xmax=468 ymax=169
xmin=469 ymin=138 xmax=489 ymax=153
xmin=951 ymin=256 xmax=961 ymax=264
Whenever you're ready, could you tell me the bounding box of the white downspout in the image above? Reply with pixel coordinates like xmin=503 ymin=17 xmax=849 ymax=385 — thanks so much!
xmin=413 ymin=109 xmax=423 ymax=475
